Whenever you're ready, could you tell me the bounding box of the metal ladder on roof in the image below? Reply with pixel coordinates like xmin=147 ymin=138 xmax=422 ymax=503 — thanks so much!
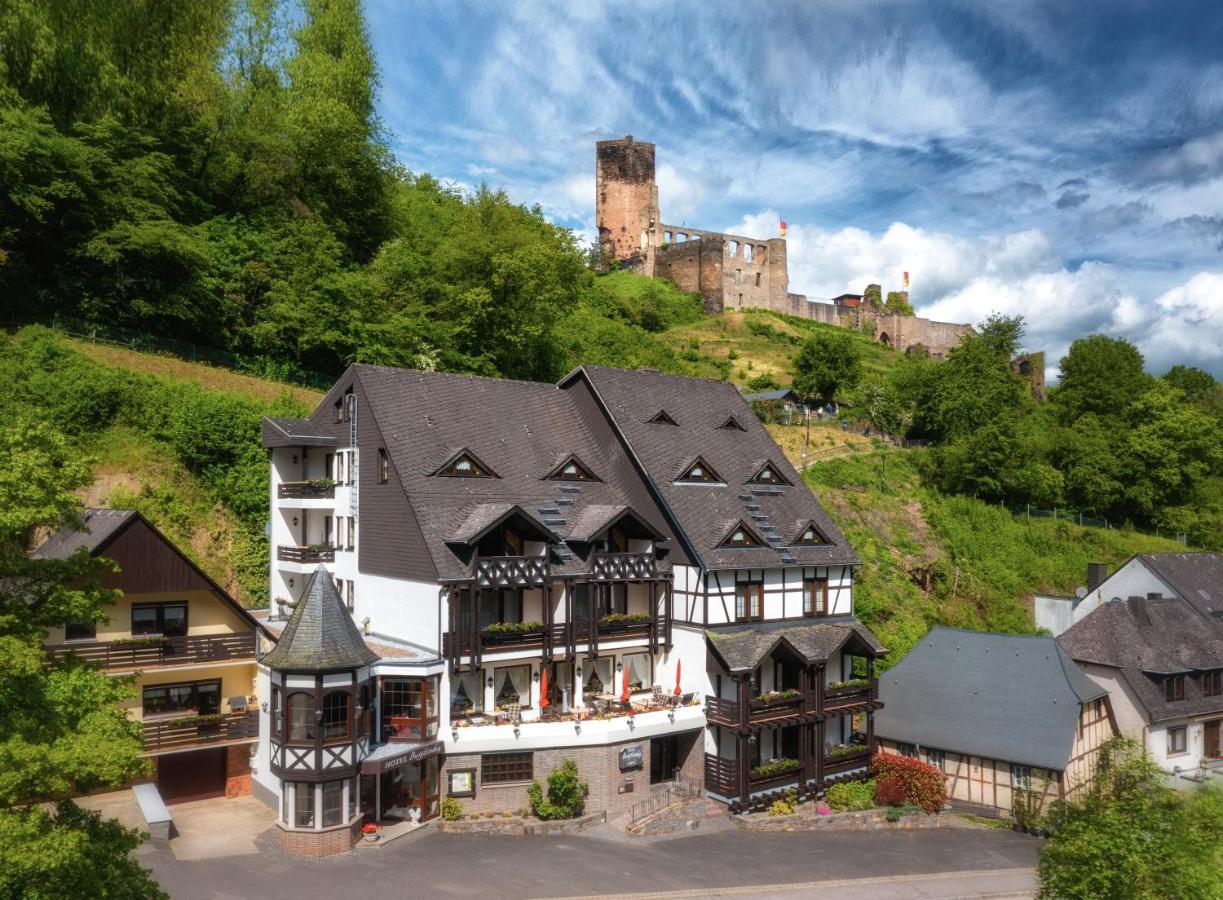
xmin=348 ymin=395 xmax=359 ymax=518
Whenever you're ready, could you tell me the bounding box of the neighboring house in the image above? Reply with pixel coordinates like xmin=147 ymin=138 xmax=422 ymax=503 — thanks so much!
xmin=741 ymin=388 xmax=807 ymax=425
xmin=1057 ymin=594 xmax=1223 ymax=775
xmin=38 ymin=509 xmax=265 ymax=804
xmin=875 ymin=627 xmax=1116 ymax=817
xmin=255 ymin=363 xmax=885 ymax=852
xmin=1035 ymin=552 xmax=1223 ymax=636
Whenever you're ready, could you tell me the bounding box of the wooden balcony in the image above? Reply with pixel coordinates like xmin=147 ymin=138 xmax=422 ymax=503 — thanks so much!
xmin=277 ymin=480 xmax=335 ymax=500
xmin=590 ymin=552 xmax=656 ymax=582
xmin=48 ymin=632 xmax=257 ymax=671
xmin=704 ymin=753 xmax=739 ymax=797
xmin=474 ymin=555 xmax=548 ymax=588
xmin=443 ymin=615 xmax=660 ymax=660
xmin=823 ymin=680 xmax=877 ymax=712
xmin=823 ymin=747 xmax=873 ymax=775
xmin=143 ymin=710 xmax=259 ymax=754
xmin=277 ymin=544 xmax=335 ymax=564
xmin=704 ymin=692 xmax=809 ymax=729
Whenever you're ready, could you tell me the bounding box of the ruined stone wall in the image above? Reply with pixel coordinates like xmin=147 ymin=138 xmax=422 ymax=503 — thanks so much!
xmin=596 ymin=137 xmax=660 ymax=269
xmin=874 ymin=315 xmax=974 ymax=359
xmin=783 ymin=295 xmax=840 ymax=325
xmin=1011 ymin=352 xmax=1047 ymax=400
xmin=654 ymin=234 xmax=725 ymax=314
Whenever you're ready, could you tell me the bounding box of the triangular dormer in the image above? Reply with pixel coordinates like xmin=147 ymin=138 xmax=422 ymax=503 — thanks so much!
xmin=546 ymin=454 xmax=599 ymax=482
xmin=719 ymin=416 xmax=747 ymax=432
xmin=432 ymin=449 xmax=497 ymax=478
xmin=720 ymin=521 xmax=763 ymax=548
xmin=749 ymin=460 xmax=791 ymax=486
xmin=676 ymin=456 xmax=722 ymax=484
xmin=648 ymin=410 xmax=678 ymax=426
xmin=793 ymin=521 xmax=831 ymax=545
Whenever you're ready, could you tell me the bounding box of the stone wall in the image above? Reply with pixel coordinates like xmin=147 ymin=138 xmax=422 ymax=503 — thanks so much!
xmin=440 ymin=729 xmax=702 ymax=821
xmin=654 ymin=237 xmax=724 ymax=314
xmin=1012 ymin=352 xmax=1047 ymax=400
xmin=276 ymin=819 xmax=362 ymax=856
xmin=596 ymin=137 xmax=660 ymax=266
xmin=438 ymin=810 xmax=606 ymax=835
xmin=625 ymin=797 xmax=707 ymax=836
xmin=734 ymin=807 xmax=947 ymax=832
xmin=874 ymin=314 xmax=973 ymax=359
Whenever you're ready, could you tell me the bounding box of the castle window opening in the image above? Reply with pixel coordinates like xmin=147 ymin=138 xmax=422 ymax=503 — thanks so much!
xmin=755 ymin=272 xmax=761 ymax=287
xmin=757 ymin=245 xmax=766 ymax=262
xmin=743 ymin=244 xmax=753 ymax=262
xmin=728 ymin=240 xmax=739 ymax=257
xmin=676 ymin=232 xmax=687 ymax=242
xmin=734 ymin=269 xmax=742 ymax=285
xmin=664 ymin=231 xmax=672 ymax=243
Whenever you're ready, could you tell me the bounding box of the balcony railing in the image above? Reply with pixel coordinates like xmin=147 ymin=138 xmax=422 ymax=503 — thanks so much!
xmin=823 ymin=680 xmax=877 ymax=711
xmin=443 ymin=615 xmax=660 ymax=659
xmin=143 ymin=710 xmax=259 ymax=753
xmin=277 ymin=544 xmax=335 ymax=564
xmin=704 ymin=753 xmax=739 ymax=797
xmin=277 ymin=480 xmax=335 ymax=500
xmin=474 ymin=555 xmax=548 ymax=587
xmin=704 ymin=692 xmax=808 ymax=728
xmin=823 ymin=747 xmax=873 ymax=775
xmin=48 ymin=632 xmax=257 ymax=670
xmin=590 ymin=552 xmax=656 ymax=582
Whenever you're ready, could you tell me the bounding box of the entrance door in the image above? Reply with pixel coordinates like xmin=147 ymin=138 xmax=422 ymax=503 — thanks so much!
xmin=378 ymin=756 xmax=441 ymax=822
xmin=1206 ymin=720 xmax=1222 ymax=759
xmin=651 ymin=736 xmax=677 ymax=784
xmin=157 ymin=748 xmax=226 ymax=804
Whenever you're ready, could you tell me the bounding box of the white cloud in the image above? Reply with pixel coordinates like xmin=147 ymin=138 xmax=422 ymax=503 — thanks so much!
xmin=1142 ymin=272 xmax=1223 ymax=373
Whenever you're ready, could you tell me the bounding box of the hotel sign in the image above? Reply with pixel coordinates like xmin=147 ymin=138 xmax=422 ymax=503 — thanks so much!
xmin=618 ymin=745 xmax=643 ymax=772
xmin=361 ymin=740 xmax=444 ymax=774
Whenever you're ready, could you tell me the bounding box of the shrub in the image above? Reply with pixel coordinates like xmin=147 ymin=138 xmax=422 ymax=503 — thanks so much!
xmin=440 ymin=796 xmax=462 ymax=821
xmin=874 ymin=778 xmax=906 ymax=807
xmin=527 ymin=759 xmax=589 ymax=820
xmin=886 ymin=803 xmax=922 ymax=822
xmin=826 ymin=779 xmax=875 ymax=812
xmin=871 ymin=752 xmax=947 ymax=813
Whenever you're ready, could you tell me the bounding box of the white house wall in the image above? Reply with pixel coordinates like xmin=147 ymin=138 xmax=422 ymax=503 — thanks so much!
xmin=702 ymin=566 xmax=851 ymax=625
xmin=1036 ymin=558 xmax=1170 ymax=634
xmin=354 ymin=573 xmax=441 ymax=653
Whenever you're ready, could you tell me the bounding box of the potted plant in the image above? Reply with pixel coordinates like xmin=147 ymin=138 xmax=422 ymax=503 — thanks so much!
xmin=361 ymin=822 xmax=379 ymax=842
xmin=750 ymin=688 xmax=802 ymax=707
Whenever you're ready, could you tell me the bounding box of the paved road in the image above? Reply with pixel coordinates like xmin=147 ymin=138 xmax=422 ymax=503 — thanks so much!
xmin=141 ymin=823 xmax=1039 ymax=900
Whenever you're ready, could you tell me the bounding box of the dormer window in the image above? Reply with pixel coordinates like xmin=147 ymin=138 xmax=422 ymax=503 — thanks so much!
xmin=648 ymin=410 xmax=678 ymax=426
xmin=547 ymin=455 xmax=598 ymax=482
xmin=749 ymin=461 xmax=791 ymax=486
xmin=793 ymin=522 xmax=830 ymax=545
xmin=434 ymin=450 xmax=496 ymax=478
xmin=719 ymin=416 xmax=747 ymax=432
xmin=720 ymin=521 xmax=762 ymax=548
xmin=1164 ymin=675 xmax=1185 ymax=702
xmin=677 ymin=457 xmax=722 ymax=483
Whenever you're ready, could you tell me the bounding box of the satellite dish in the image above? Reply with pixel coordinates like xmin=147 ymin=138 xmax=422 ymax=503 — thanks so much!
xmin=1075 ymin=586 xmax=1088 ymax=599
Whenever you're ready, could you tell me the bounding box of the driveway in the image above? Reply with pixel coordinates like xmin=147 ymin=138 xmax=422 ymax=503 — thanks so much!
xmin=140 ymin=822 xmax=1040 ymax=899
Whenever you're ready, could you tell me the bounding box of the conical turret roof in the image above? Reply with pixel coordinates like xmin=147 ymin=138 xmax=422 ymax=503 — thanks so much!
xmin=262 ymin=566 xmax=379 ymax=671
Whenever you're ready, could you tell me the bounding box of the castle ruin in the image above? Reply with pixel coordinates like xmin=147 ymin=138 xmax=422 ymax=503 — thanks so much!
xmin=594 ymin=136 xmax=974 ymax=359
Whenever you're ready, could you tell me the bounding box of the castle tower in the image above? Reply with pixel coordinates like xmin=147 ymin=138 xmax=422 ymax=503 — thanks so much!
xmin=595 ymin=136 xmax=660 ymax=273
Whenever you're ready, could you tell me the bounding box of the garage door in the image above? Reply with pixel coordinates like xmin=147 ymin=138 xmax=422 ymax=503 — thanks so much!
xmin=157 ymin=748 xmax=226 ymax=804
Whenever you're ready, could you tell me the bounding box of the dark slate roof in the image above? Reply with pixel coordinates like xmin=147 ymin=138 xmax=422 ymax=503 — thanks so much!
xmin=1058 ymin=595 xmax=1223 ymax=724
xmin=261 ymin=417 xmax=339 ymax=448
xmin=742 ymin=388 xmax=801 ymax=403
xmin=261 ymin=567 xmax=379 ymax=672
xmin=567 ymin=365 xmax=857 ymax=570
xmin=874 ymin=627 xmax=1106 ymax=772
xmin=1136 ymin=552 xmax=1223 ymax=617
xmin=706 ymin=617 xmax=885 ymax=672
xmin=32 ymin=508 xmax=135 ymax=559
xmin=341 ymin=365 xmax=686 ymax=581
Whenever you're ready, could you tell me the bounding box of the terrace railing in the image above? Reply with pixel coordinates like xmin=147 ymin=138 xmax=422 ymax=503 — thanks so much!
xmin=48 ymin=632 xmax=257 ymax=671
xmin=590 ymin=552 xmax=656 ymax=582
xmin=474 ymin=555 xmax=548 ymax=588
xmin=143 ymin=710 xmax=259 ymax=753
xmin=276 ymin=544 xmax=335 ymax=564
xmin=823 ymin=680 xmax=876 ymax=712
xmin=277 ymin=481 xmax=335 ymax=500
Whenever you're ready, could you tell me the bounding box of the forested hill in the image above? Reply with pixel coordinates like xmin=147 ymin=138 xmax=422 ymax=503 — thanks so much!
xmin=3 ymin=0 xmax=1220 ymax=547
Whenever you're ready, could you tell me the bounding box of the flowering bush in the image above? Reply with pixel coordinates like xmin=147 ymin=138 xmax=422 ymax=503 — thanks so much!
xmin=873 ymin=777 xmax=906 ymax=807
xmin=827 ymin=779 xmax=875 ymax=811
xmin=815 ymin=804 xmax=831 ymax=816
xmin=871 ymin=752 xmax=947 ymax=813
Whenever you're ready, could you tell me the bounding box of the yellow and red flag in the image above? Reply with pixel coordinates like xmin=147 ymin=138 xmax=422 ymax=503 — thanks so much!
xmin=903 ymin=271 xmax=910 ymax=289
xmin=779 ymin=220 xmax=788 ymax=237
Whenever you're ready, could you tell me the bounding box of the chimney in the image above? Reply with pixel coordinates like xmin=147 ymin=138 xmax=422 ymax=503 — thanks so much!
xmin=1086 ymin=562 xmax=1108 ymax=592
xmin=1128 ymin=595 xmax=1152 ymax=626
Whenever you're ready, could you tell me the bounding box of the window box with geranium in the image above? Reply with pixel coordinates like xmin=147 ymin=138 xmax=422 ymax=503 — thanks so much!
xmin=751 ymin=757 xmax=801 ymax=780
xmin=750 ymin=689 xmax=801 ymax=708
xmin=827 ymin=678 xmax=870 ymax=692
xmin=597 ymin=612 xmax=651 ymax=631
xmin=484 ymin=621 xmax=543 ymax=642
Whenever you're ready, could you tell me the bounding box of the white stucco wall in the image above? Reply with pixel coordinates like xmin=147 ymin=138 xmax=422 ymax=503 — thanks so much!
xmin=1036 ymin=558 xmax=1170 ymax=635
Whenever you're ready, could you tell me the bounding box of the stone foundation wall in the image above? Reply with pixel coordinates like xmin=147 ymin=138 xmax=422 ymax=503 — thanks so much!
xmin=276 ymin=819 xmax=361 ymax=856
xmin=438 ymin=810 xmax=606 ymax=835
xmin=441 ymin=729 xmax=702 ymax=821
xmin=225 ymin=745 xmax=252 ymax=798
xmin=735 ymin=808 xmax=946 ymax=832
xmin=626 ymin=797 xmax=707 ymax=836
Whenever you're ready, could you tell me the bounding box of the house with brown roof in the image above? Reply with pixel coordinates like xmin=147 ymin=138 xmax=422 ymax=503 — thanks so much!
xmin=1058 ymin=593 xmax=1223 ymax=779
xmin=254 ymin=362 xmax=885 ymax=850
xmin=38 ymin=509 xmax=265 ymax=804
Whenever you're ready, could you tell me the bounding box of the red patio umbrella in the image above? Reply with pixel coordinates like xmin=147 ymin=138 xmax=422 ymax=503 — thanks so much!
xmin=539 ymin=667 xmax=549 ymax=709
xmin=620 ymin=664 xmax=631 ymax=702
xmin=674 ymin=658 xmax=682 ymax=696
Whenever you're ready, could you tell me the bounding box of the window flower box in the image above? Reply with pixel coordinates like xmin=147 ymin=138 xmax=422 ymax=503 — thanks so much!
xmin=597 ymin=613 xmax=651 ymax=631
xmin=484 ymin=621 xmax=543 ymax=641
xmin=750 ymin=689 xmax=802 ymax=707
xmin=751 ymin=757 xmax=801 ymax=780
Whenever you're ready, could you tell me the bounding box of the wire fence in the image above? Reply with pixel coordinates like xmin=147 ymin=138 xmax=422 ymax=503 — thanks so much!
xmin=1001 ymin=502 xmax=1191 ymax=546
xmin=5 ymin=314 xmax=338 ymax=392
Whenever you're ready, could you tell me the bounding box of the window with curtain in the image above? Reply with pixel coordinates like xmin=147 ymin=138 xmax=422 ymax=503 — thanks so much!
xmin=623 ymin=653 xmax=652 ymax=692
xmin=450 ymin=672 xmax=484 ymax=714
xmin=479 ymin=589 xmax=523 ymax=629
xmin=382 ymin=678 xmax=438 ymax=739
xmin=573 ymin=583 xmax=591 ymax=626
xmin=803 ymin=578 xmax=828 ymax=616
xmin=583 ymin=658 xmax=613 ymax=696
xmin=322 ymin=691 xmax=350 ymax=742
xmin=494 ymin=665 xmax=530 ymax=709
xmin=598 ymin=583 xmax=627 ymax=616
xmin=294 ymin=783 xmax=314 ymax=828
xmin=288 ymin=693 xmax=316 ymax=743
xmin=736 ymin=581 xmax=763 ymax=621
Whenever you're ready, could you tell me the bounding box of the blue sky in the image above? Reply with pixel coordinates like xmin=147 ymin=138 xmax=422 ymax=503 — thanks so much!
xmin=366 ymin=0 xmax=1223 ymax=376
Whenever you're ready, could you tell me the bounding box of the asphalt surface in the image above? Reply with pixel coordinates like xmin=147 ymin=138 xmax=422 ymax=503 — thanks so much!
xmin=141 ymin=823 xmax=1040 ymax=900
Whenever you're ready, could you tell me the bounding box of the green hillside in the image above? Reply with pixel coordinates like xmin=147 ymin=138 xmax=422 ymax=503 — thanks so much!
xmin=3 ymin=325 xmax=1187 ymax=668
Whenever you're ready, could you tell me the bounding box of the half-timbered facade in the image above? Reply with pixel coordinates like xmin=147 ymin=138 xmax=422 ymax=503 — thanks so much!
xmin=255 ymin=363 xmax=883 ymax=835
xmin=875 ymin=627 xmax=1117 ymax=817
xmin=37 ymin=509 xmax=265 ymax=804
